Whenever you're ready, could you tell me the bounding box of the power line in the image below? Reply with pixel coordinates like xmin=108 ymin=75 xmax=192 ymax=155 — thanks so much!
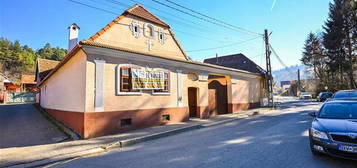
xmin=151 ymin=0 xmax=262 ymax=37
xmin=87 ymin=0 xmax=233 ymax=43
xmin=67 ymin=0 xmax=118 ymax=15
xmin=270 ymin=44 xmax=289 ymax=69
xmin=163 ymin=0 xmax=262 ymax=36
xmin=186 ymin=36 xmax=261 ymax=52
xmin=66 ymin=0 xmax=263 ymax=55
xmin=106 ymin=0 xmax=255 ymax=42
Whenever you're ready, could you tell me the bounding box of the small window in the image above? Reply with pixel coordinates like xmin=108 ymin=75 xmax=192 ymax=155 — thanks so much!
xmin=120 ymin=118 xmax=132 ymax=127
xmin=162 ymin=114 xmax=170 ymax=121
xmin=144 ymin=23 xmax=155 ymax=38
xmin=120 ymin=67 xmax=139 ymax=92
xmin=158 ymin=29 xmax=166 ymax=44
xmin=130 ymin=21 xmax=141 ymax=38
xmin=149 ymin=26 xmax=154 ymax=37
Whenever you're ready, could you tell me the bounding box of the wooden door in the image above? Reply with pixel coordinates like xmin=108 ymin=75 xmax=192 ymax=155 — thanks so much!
xmin=208 ymin=89 xmax=217 ymax=116
xmin=188 ymin=88 xmax=198 ymax=118
xmin=208 ymin=80 xmax=228 ymax=115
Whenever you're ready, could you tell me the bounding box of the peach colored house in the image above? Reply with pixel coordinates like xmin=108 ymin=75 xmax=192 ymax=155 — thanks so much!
xmin=37 ymin=4 xmax=266 ymax=138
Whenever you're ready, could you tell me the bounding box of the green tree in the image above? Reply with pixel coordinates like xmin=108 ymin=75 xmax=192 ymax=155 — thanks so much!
xmin=36 ymin=43 xmax=66 ymax=61
xmin=301 ymin=32 xmax=328 ymax=92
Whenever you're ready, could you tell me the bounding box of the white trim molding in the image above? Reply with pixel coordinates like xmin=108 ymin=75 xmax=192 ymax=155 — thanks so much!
xmin=116 ymin=64 xmax=142 ymax=96
xmin=176 ymin=69 xmax=183 ymax=107
xmin=144 ymin=23 xmax=156 ymax=39
xmin=94 ymin=59 xmax=105 ymax=112
xmin=130 ymin=20 xmax=141 ymax=38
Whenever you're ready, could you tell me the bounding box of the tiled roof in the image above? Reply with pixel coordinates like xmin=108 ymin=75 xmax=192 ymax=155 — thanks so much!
xmin=126 ymin=4 xmax=169 ymax=27
xmin=204 ymin=54 xmax=266 ymax=75
xmin=21 ymin=74 xmax=36 ymax=84
xmin=36 ymin=58 xmax=60 ymax=82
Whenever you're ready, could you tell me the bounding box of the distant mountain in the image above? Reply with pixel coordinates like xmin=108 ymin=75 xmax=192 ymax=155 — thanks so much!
xmin=272 ymin=65 xmax=313 ymax=86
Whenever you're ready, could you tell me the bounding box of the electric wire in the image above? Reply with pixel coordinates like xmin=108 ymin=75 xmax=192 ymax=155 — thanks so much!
xmin=163 ymin=0 xmax=262 ymax=36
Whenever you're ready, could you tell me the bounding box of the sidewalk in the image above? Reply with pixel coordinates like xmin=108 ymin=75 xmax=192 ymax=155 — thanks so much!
xmin=0 ymin=107 xmax=272 ymax=168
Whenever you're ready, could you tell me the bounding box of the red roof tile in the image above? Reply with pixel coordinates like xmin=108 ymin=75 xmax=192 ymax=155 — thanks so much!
xmin=36 ymin=58 xmax=60 ymax=82
xmin=126 ymin=4 xmax=169 ymax=27
xmin=21 ymin=74 xmax=36 ymax=84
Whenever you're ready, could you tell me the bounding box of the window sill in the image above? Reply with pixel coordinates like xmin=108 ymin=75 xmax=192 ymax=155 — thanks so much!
xmin=152 ymin=92 xmax=171 ymax=96
xmin=117 ymin=92 xmax=142 ymax=96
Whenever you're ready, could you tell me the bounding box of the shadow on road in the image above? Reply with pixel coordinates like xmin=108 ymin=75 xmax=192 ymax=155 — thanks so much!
xmin=53 ymin=101 xmax=356 ymax=168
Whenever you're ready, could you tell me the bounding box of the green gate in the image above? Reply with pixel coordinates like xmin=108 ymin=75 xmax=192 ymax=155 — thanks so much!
xmin=7 ymin=92 xmax=35 ymax=103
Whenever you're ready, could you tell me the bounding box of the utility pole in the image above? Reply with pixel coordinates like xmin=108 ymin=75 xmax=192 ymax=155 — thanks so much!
xmin=264 ymin=29 xmax=274 ymax=107
xmin=297 ymin=69 xmax=301 ymax=94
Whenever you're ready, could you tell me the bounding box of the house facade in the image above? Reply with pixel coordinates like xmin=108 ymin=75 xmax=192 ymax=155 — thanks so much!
xmin=37 ymin=4 xmax=266 ymax=138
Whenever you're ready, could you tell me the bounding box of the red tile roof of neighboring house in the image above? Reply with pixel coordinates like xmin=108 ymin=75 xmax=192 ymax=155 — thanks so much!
xmin=21 ymin=74 xmax=36 ymax=84
xmin=36 ymin=58 xmax=60 ymax=82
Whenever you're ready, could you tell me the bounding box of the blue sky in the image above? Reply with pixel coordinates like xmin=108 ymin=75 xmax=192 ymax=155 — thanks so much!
xmin=0 ymin=0 xmax=330 ymax=70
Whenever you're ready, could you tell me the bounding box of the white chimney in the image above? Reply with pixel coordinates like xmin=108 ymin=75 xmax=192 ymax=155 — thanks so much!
xmin=68 ymin=23 xmax=80 ymax=52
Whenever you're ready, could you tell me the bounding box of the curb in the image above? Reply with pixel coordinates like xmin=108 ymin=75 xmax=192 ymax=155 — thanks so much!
xmin=33 ymin=104 xmax=81 ymax=140
xmin=6 ymin=108 xmax=272 ymax=168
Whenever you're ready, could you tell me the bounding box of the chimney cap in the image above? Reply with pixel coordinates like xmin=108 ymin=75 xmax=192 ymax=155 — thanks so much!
xmin=68 ymin=23 xmax=80 ymax=30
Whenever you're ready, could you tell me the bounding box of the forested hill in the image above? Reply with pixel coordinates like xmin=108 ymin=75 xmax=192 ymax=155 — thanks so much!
xmin=272 ymin=65 xmax=312 ymax=86
xmin=0 ymin=37 xmax=67 ymax=83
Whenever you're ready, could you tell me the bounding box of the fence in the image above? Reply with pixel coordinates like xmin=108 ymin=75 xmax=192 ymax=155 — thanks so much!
xmin=6 ymin=92 xmax=36 ymax=103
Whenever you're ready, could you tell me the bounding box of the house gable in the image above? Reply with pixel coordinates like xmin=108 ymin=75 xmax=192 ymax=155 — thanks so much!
xmin=85 ymin=4 xmax=188 ymax=61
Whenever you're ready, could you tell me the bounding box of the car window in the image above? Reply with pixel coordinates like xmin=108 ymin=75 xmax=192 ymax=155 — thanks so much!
xmin=318 ymin=103 xmax=357 ymax=119
xmin=333 ymin=92 xmax=348 ymax=98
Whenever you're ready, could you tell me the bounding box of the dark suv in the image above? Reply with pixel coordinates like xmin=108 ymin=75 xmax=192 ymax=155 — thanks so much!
xmin=317 ymin=92 xmax=332 ymax=102
xmin=309 ymin=100 xmax=357 ymax=160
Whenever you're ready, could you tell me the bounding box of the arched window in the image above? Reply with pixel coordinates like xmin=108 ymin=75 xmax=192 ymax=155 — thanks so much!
xmin=144 ymin=23 xmax=156 ymax=38
xmin=158 ymin=28 xmax=166 ymax=44
xmin=130 ymin=21 xmax=141 ymax=38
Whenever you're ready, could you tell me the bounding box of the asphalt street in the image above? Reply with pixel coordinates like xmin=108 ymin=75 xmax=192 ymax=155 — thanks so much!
xmin=0 ymin=104 xmax=68 ymax=148
xmin=51 ymin=101 xmax=357 ymax=168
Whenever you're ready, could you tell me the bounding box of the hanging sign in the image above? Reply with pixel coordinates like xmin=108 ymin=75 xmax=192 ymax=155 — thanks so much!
xmin=131 ymin=68 xmax=165 ymax=90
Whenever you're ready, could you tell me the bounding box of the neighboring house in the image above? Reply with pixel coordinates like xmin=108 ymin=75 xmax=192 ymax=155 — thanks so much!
xmin=35 ymin=58 xmax=59 ymax=103
xmin=0 ymin=73 xmax=6 ymax=92
xmin=0 ymin=73 xmax=7 ymax=103
xmin=35 ymin=58 xmax=60 ymax=84
xmin=21 ymin=74 xmax=36 ymax=92
xmin=37 ymin=4 xmax=266 ymax=138
xmin=204 ymin=53 xmax=266 ymax=75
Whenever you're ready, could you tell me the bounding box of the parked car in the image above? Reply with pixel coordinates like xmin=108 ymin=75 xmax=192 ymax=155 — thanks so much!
xmin=317 ymin=92 xmax=332 ymax=102
xmin=300 ymin=92 xmax=312 ymax=99
xmin=332 ymin=90 xmax=357 ymax=100
xmin=308 ymin=100 xmax=357 ymax=160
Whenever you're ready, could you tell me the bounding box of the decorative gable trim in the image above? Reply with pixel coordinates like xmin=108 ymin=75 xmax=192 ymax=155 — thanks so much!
xmin=87 ymin=4 xmax=189 ymax=60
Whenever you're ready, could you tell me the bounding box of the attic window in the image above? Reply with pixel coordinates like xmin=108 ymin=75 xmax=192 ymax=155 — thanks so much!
xmin=130 ymin=20 xmax=141 ymax=38
xmin=144 ymin=23 xmax=155 ymax=38
xmin=158 ymin=28 xmax=166 ymax=44
xmin=72 ymin=27 xmax=76 ymax=31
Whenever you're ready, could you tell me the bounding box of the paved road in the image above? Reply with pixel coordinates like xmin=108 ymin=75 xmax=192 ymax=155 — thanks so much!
xmin=0 ymin=104 xmax=68 ymax=148
xmin=52 ymin=101 xmax=356 ymax=168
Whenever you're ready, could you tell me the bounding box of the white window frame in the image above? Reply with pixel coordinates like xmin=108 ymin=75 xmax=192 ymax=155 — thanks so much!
xmin=116 ymin=64 xmax=142 ymax=96
xmin=130 ymin=20 xmax=141 ymax=38
xmin=158 ymin=28 xmax=167 ymax=44
xmin=144 ymin=23 xmax=156 ymax=39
